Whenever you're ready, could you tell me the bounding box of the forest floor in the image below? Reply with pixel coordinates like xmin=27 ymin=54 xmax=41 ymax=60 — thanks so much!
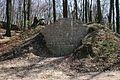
xmin=0 ymin=53 xmax=120 ymax=80
xmin=0 ymin=26 xmax=43 ymax=53
xmin=0 ymin=22 xmax=120 ymax=80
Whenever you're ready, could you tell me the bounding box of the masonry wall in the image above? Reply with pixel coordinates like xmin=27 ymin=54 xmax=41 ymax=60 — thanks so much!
xmin=41 ymin=18 xmax=89 ymax=56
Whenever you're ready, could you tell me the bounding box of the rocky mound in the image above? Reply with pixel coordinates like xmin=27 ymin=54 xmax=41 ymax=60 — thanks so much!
xmin=0 ymin=18 xmax=95 ymax=61
xmin=60 ymin=24 xmax=120 ymax=72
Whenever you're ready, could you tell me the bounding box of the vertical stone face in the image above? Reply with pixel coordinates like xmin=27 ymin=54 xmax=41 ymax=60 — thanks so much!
xmin=41 ymin=19 xmax=89 ymax=56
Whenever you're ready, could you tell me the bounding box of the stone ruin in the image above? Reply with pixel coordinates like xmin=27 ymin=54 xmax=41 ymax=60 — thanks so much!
xmin=0 ymin=18 xmax=93 ymax=61
xmin=40 ymin=18 xmax=90 ymax=56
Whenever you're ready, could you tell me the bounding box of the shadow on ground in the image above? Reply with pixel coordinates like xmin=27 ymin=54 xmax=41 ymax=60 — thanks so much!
xmin=0 ymin=53 xmax=66 ymax=79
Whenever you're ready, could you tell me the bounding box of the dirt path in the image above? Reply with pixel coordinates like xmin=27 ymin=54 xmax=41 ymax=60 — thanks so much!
xmin=0 ymin=53 xmax=120 ymax=80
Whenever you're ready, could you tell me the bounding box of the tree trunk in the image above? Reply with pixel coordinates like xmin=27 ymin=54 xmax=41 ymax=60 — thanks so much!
xmin=82 ymin=0 xmax=85 ymax=23
xmin=74 ymin=0 xmax=78 ymax=19
xmin=53 ymin=0 xmax=56 ymax=22
xmin=23 ymin=0 xmax=26 ymax=30
xmin=12 ymin=0 xmax=15 ymax=24
xmin=97 ymin=0 xmax=102 ymax=23
xmin=5 ymin=0 xmax=12 ymax=37
xmin=108 ymin=0 xmax=113 ymax=29
xmin=116 ymin=0 xmax=119 ymax=33
xmin=48 ymin=0 xmax=51 ymax=24
xmin=85 ymin=0 xmax=87 ymax=23
xmin=18 ymin=0 xmax=22 ymax=28
xmin=113 ymin=0 xmax=115 ymax=32
xmin=27 ymin=0 xmax=31 ymax=29
xmin=63 ymin=0 xmax=68 ymax=18
xmin=89 ymin=0 xmax=92 ymax=22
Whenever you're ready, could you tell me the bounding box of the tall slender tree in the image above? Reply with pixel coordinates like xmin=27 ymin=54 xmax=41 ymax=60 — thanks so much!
xmin=85 ymin=0 xmax=87 ymax=23
xmin=108 ymin=0 xmax=113 ymax=29
xmin=53 ymin=0 xmax=56 ymax=22
xmin=48 ymin=0 xmax=51 ymax=24
xmin=82 ymin=0 xmax=85 ymax=23
xmin=97 ymin=0 xmax=102 ymax=23
xmin=108 ymin=0 xmax=113 ymax=24
xmin=27 ymin=0 xmax=31 ymax=28
xmin=63 ymin=0 xmax=68 ymax=18
xmin=12 ymin=0 xmax=15 ymax=24
xmin=74 ymin=0 xmax=78 ymax=19
xmin=113 ymin=0 xmax=115 ymax=32
xmin=18 ymin=0 xmax=22 ymax=28
xmin=89 ymin=0 xmax=92 ymax=22
xmin=5 ymin=0 xmax=12 ymax=37
xmin=23 ymin=0 xmax=26 ymax=30
xmin=116 ymin=0 xmax=119 ymax=33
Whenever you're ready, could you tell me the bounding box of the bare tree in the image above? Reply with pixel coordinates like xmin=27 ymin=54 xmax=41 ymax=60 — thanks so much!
xmin=74 ymin=0 xmax=78 ymax=19
xmin=11 ymin=0 xmax=15 ymax=24
xmin=53 ymin=0 xmax=56 ymax=22
xmin=97 ymin=0 xmax=102 ymax=23
xmin=89 ymin=0 xmax=92 ymax=22
xmin=113 ymin=0 xmax=115 ymax=32
xmin=5 ymin=0 xmax=12 ymax=37
xmin=18 ymin=0 xmax=23 ymax=28
xmin=23 ymin=0 xmax=26 ymax=30
xmin=82 ymin=0 xmax=85 ymax=23
xmin=27 ymin=0 xmax=31 ymax=28
xmin=85 ymin=0 xmax=87 ymax=23
xmin=63 ymin=0 xmax=68 ymax=18
xmin=48 ymin=0 xmax=51 ymax=24
xmin=108 ymin=0 xmax=113 ymax=29
xmin=116 ymin=0 xmax=119 ymax=33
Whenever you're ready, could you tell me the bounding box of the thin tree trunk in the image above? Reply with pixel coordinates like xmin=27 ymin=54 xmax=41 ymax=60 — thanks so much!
xmin=82 ymin=0 xmax=85 ymax=23
xmin=108 ymin=0 xmax=113 ymax=29
xmin=27 ymin=0 xmax=31 ymax=29
xmin=5 ymin=0 xmax=12 ymax=37
xmin=63 ymin=0 xmax=68 ymax=18
xmin=23 ymin=0 xmax=26 ymax=30
xmin=12 ymin=0 xmax=15 ymax=24
xmin=97 ymin=0 xmax=102 ymax=23
xmin=85 ymin=0 xmax=87 ymax=23
xmin=89 ymin=0 xmax=92 ymax=22
xmin=74 ymin=0 xmax=78 ymax=19
xmin=113 ymin=0 xmax=115 ymax=32
xmin=48 ymin=0 xmax=51 ymax=24
xmin=18 ymin=0 xmax=22 ymax=28
xmin=108 ymin=0 xmax=112 ymax=23
xmin=53 ymin=0 xmax=56 ymax=22
xmin=116 ymin=0 xmax=119 ymax=33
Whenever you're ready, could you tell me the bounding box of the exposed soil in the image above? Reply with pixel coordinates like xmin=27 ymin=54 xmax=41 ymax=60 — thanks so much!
xmin=0 ymin=26 xmax=43 ymax=53
xmin=0 ymin=29 xmax=22 ymax=53
xmin=0 ymin=53 xmax=120 ymax=80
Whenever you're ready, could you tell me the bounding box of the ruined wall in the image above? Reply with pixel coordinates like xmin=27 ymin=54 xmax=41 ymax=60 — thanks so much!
xmin=41 ymin=18 xmax=89 ymax=56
